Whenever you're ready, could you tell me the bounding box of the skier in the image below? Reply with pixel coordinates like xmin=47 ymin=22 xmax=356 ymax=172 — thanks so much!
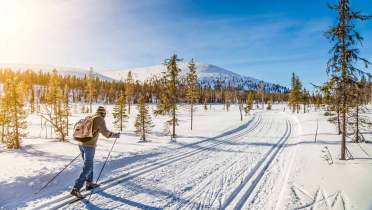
xmin=71 ymin=106 xmax=120 ymax=198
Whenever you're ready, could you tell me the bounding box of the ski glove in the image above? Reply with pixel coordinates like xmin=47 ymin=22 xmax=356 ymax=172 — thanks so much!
xmin=112 ymin=133 xmax=120 ymax=138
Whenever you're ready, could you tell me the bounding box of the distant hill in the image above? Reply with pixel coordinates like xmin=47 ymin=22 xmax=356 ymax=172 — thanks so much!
xmin=104 ymin=63 xmax=288 ymax=93
xmin=0 ymin=63 xmax=112 ymax=81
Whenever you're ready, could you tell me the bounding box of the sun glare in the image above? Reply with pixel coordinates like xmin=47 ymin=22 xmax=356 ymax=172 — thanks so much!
xmin=0 ymin=1 xmax=26 ymax=36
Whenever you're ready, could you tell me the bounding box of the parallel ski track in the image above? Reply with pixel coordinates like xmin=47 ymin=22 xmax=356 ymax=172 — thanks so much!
xmin=168 ymin=115 xmax=276 ymax=210
xmin=221 ymin=119 xmax=292 ymax=210
xmin=30 ymin=114 xmax=263 ymax=210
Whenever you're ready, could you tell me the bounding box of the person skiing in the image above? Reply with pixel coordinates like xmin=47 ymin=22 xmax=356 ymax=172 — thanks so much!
xmin=71 ymin=106 xmax=120 ymax=198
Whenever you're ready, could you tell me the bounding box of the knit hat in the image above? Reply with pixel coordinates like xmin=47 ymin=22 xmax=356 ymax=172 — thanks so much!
xmin=96 ymin=106 xmax=106 ymax=115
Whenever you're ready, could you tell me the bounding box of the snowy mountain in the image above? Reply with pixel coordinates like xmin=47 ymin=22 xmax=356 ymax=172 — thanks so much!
xmin=0 ymin=63 xmax=288 ymax=92
xmin=0 ymin=63 xmax=112 ymax=81
xmin=104 ymin=63 xmax=288 ymax=93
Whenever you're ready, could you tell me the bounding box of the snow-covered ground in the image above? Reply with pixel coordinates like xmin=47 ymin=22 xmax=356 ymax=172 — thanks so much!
xmin=0 ymin=104 xmax=371 ymax=210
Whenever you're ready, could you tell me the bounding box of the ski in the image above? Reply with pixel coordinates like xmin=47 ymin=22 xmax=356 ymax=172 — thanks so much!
xmin=67 ymin=172 xmax=130 ymax=206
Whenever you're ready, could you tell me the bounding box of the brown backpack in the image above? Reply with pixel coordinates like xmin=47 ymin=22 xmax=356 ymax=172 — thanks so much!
xmin=73 ymin=116 xmax=98 ymax=142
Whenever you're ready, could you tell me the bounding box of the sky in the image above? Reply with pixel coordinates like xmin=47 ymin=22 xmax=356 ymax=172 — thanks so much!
xmin=0 ymin=0 xmax=371 ymax=89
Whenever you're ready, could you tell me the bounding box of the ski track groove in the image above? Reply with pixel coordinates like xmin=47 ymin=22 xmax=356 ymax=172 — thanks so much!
xmin=170 ymin=116 xmax=275 ymax=210
xmin=166 ymin=116 xmax=270 ymax=209
xmin=30 ymin=114 xmax=263 ymax=210
xmin=221 ymin=119 xmax=292 ymax=210
xmin=166 ymin=116 xmax=272 ymax=209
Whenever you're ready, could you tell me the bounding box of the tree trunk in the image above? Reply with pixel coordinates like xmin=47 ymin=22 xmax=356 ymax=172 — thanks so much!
xmin=190 ymin=103 xmax=193 ymax=130
xmin=128 ymin=98 xmax=131 ymax=114
xmin=341 ymin=94 xmax=346 ymax=160
xmin=172 ymin=104 xmax=176 ymax=140
xmin=337 ymin=107 xmax=341 ymax=134
xmin=239 ymin=104 xmax=243 ymax=121
xmin=355 ymin=105 xmax=359 ymax=143
xmin=120 ymin=108 xmax=123 ymax=132
xmin=142 ymin=115 xmax=145 ymax=141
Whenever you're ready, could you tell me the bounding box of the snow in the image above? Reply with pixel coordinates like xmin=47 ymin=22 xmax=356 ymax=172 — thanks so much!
xmin=279 ymin=107 xmax=372 ymax=210
xmin=0 ymin=104 xmax=371 ymax=210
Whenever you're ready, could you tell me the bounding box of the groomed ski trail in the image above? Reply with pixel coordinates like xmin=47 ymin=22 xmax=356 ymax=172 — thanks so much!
xmin=28 ymin=111 xmax=298 ymax=210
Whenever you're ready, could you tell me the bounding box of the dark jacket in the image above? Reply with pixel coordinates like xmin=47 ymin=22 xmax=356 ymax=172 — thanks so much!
xmin=79 ymin=115 xmax=114 ymax=147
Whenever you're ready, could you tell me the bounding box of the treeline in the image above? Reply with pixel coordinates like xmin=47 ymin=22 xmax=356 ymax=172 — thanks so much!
xmin=0 ymin=57 xmax=289 ymax=149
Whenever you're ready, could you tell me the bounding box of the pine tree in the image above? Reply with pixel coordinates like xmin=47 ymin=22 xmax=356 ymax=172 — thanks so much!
xmin=326 ymin=0 xmax=371 ymax=159
xmin=224 ymin=88 xmax=233 ymax=112
xmin=244 ymin=92 xmax=254 ymax=115
xmin=302 ymin=88 xmax=310 ymax=113
xmin=125 ymin=71 xmax=134 ymax=114
xmin=238 ymin=96 xmax=244 ymax=121
xmin=41 ymin=70 xmax=68 ymax=141
xmin=0 ymin=100 xmax=9 ymax=144
xmin=348 ymin=77 xmax=372 ymax=142
xmin=63 ymin=84 xmax=71 ymax=136
xmin=267 ymin=97 xmax=273 ymax=110
xmin=87 ymin=67 xmax=95 ymax=113
xmin=258 ymin=82 xmax=265 ymax=110
xmin=289 ymin=73 xmax=302 ymax=113
xmin=1 ymin=78 xmax=28 ymax=149
xmin=186 ymin=59 xmax=199 ymax=130
xmin=155 ymin=54 xmax=181 ymax=141
xmin=29 ymin=86 xmax=35 ymax=113
xmin=134 ymin=96 xmax=154 ymax=141
xmin=112 ymin=91 xmax=128 ymax=132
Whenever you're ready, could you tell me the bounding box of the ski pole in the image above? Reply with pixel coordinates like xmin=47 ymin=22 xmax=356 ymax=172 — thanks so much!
xmin=87 ymin=137 xmax=118 ymax=201
xmin=35 ymin=152 xmax=81 ymax=194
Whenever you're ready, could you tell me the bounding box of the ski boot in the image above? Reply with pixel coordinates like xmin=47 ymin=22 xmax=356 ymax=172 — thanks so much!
xmin=70 ymin=188 xmax=85 ymax=199
xmin=86 ymin=182 xmax=100 ymax=191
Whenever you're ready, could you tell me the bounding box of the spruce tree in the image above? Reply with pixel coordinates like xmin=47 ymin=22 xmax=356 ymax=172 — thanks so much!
xmin=112 ymin=91 xmax=128 ymax=132
xmin=289 ymin=73 xmax=302 ymax=113
xmin=134 ymin=96 xmax=154 ymax=141
xmin=186 ymin=59 xmax=199 ymax=130
xmin=326 ymin=0 xmax=371 ymax=159
xmin=155 ymin=54 xmax=181 ymax=141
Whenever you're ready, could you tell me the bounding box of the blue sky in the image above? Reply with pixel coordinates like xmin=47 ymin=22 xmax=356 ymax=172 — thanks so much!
xmin=0 ymin=0 xmax=371 ymax=89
